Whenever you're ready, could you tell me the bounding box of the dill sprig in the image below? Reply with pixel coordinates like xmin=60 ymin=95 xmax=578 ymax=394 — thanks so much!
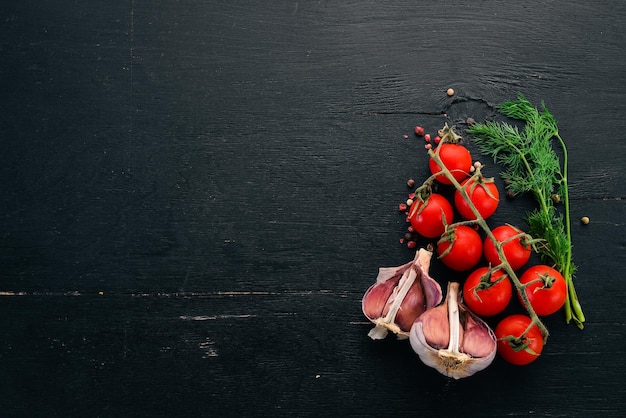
xmin=467 ymin=94 xmax=585 ymax=329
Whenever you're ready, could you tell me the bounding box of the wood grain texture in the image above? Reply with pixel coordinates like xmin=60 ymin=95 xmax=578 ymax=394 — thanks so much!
xmin=1 ymin=0 xmax=626 ymax=416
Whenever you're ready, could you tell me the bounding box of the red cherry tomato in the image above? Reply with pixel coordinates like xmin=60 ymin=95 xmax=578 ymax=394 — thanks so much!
xmin=429 ymin=143 xmax=472 ymax=185
xmin=463 ymin=267 xmax=512 ymax=316
xmin=454 ymin=177 xmax=500 ymax=220
xmin=437 ymin=225 xmax=482 ymax=271
xmin=483 ymin=225 xmax=531 ymax=271
xmin=518 ymin=265 xmax=567 ymax=316
xmin=495 ymin=314 xmax=544 ymax=365
xmin=407 ymin=194 xmax=454 ymax=238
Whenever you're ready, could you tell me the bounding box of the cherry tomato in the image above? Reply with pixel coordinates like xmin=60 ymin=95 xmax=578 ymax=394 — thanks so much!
xmin=407 ymin=193 xmax=454 ymax=238
xmin=437 ymin=225 xmax=482 ymax=271
xmin=429 ymin=143 xmax=472 ymax=185
xmin=518 ymin=265 xmax=567 ymax=316
xmin=463 ymin=267 xmax=512 ymax=316
xmin=483 ymin=225 xmax=531 ymax=271
xmin=495 ymin=314 xmax=544 ymax=365
xmin=454 ymin=177 xmax=500 ymax=220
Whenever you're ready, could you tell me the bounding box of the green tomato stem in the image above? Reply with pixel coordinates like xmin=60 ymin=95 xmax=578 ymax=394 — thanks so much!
xmin=428 ymin=148 xmax=550 ymax=343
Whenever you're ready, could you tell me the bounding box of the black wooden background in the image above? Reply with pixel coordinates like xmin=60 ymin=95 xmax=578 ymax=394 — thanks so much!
xmin=2 ymin=1 xmax=625 ymax=417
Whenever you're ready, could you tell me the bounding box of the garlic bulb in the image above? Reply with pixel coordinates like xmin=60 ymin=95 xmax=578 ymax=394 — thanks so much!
xmin=362 ymin=248 xmax=443 ymax=340
xmin=409 ymin=281 xmax=496 ymax=379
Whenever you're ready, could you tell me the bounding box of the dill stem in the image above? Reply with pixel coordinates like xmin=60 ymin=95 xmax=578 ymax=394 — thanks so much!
xmin=555 ymin=133 xmax=585 ymax=327
xmin=556 ymin=132 xmax=573 ymax=324
xmin=556 ymin=133 xmax=572 ymax=274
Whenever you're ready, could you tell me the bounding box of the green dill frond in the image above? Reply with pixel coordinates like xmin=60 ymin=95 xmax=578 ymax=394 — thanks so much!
xmin=526 ymin=207 xmax=574 ymax=274
xmin=539 ymin=102 xmax=559 ymax=135
xmin=468 ymin=94 xmax=582 ymax=327
xmin=468 ymin=122 xmax=523 ymax=168
xmin=468 ymin=96 xmax=564 ymax=199
xmin=498 ymin=93 xmax=537 ymax=122
xmin=527 ymin=139 xmax=561 ymax=193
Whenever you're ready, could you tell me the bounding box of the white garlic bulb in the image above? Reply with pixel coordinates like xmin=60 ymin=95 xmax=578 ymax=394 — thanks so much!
xmin=362 ymin=248 xmax=443 ymax=340
xmin=409 ymin=281 xmax=496 ymax=379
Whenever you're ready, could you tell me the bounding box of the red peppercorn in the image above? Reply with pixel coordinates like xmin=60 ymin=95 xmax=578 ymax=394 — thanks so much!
xmin=407 ymin=240 xmax=417 ymax=249
xmin=434 ymin=136 xmax=441 ymax=144
xmin=414 ymin=126 xmax=425 ymax=136
xmin=398 ymin=203 xmax=408 ymax=211
xmin=424 ymin=134 xmax=431 ymax=142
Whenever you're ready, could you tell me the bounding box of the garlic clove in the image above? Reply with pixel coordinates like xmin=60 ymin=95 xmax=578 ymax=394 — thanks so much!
xmin=409 ymin=282 xmax=496 ymax=379
xmin=362 ymin=275 xmax=401 ymax=320
xmin=420 ymin=302 xmax=451 ymax=349
xmin=461 ymin=314 xmax=496 ymax=359
xmin=362 ymin=248 xmax=443 ymax=340
xmin=394 ymin=278 xmax=427 ymax=332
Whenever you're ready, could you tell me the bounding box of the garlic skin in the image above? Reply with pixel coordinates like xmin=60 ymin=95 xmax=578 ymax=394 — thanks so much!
xmin=409 ymin=282 xmax=496 ymax=379
xmin=362 ymin=248 xmax=443 ymax=340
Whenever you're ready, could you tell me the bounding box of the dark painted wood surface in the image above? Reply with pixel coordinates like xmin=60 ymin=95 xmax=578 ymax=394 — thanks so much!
xmin=2 ymin=1 xmax=625 ymax=417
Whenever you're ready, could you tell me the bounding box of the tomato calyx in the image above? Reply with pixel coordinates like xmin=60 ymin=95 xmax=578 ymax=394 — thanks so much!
xmin=498 ymin=334 xmax=541 ymax=357
xmin=465 ymin=165 xmax=499 ymax=201
xmin=524 ymin=270 xmax=558 ymax=291
xmin=436 ymin=225 xmax=460 ymax=259
xmin=438 ymin=123 xmax=463 ymax=145
xmin=410 ymin=183 xmax=437 ymax=219
xmin=412 ymin=181 xmax=435 ymax=204
xmin=437 ymin=221 xmax=474 ymax=258
xmin=498 ymin=224 xmax=543 ymax=252
xmin=472 ymin=267 xmax=508 ymax=297
xmin=498 ymin=316 xmax=543 ymax=356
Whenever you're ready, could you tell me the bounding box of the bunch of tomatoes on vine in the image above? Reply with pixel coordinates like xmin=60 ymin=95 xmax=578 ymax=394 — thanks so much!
xmin=398 ymin=123 xmax=567 ymax=366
